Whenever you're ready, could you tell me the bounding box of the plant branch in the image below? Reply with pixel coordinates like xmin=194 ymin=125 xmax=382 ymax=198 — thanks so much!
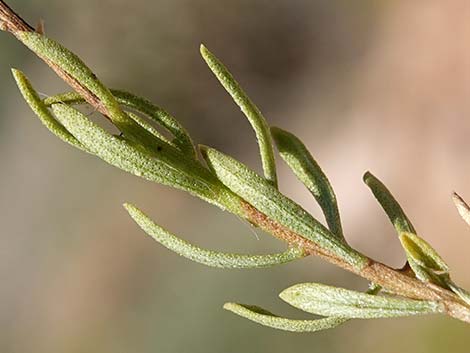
xmin=240 ymin=201 xmax=470 ymax=323
xmin=2 ymin=0 xmax=469 ymax=328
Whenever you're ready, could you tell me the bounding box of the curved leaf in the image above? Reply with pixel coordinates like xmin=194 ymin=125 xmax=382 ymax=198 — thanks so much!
xmin=125 ymin=203 xmax=305 ymax=268
xmin=223 ymin=303 xmax=348 ymax=332
xmin=12 ymin=69 xmax=85 ymax=151
xmin=271 ymin=127 xmax=343 ymax=239
xmin=200 ymin=44 xmax=277 ymax=187
xmin=280 ymin=283 xmax=442 ymax=319
xmin=363 ymin=171 xmax=415 ymax=234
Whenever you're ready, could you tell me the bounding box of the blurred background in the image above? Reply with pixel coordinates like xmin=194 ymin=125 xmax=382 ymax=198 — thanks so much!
xmin=1 ymin=0 xmax=470 ymax=352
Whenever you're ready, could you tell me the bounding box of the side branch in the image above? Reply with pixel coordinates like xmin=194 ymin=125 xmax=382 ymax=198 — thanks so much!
xmin=241 ymin=201 xmax=470 ymax=323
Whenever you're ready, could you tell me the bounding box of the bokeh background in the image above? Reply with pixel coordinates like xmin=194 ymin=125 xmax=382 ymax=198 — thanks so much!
xmin=1 ymin=0 xmax=470 ymax=352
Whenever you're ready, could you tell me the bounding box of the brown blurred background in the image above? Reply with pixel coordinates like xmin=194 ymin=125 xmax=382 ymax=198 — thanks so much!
xmin=1 ymin=0 xmax=470 ymax=352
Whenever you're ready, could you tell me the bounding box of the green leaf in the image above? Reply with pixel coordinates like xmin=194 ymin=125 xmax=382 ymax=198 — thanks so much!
xmin=11 ymin=69 xmax=85 ymax=151
xmin=452 ymin=192 xmax=470 ymax=227
xmin=15 ymin=32 xmax=125 ymax=122
xmin=124 ymin=203 xmax=306 ymax=268
xmin=125 ymin=111 xmax=173 ymax=146
xmin=49 ymin=103 xmax=222 ymax=206
xmin=271 ymin=127 xmax=344 ymax=239
xmin=43 ymin=90 xmax=196 ymax=157
xmin=280 ymin=283 xmax=443 ymax=319
xmin=363 ymin=172 xmax=450 ymax=284
xmin=200 ymin=44 xmax=277 ymax=187
xmin=399 ymin=232 xmax=450 ymax=285
xmin=223 ymin=303 xmax=348 ymax=332
xmin=111 ymin=90 xmax=196 ymax=157
xmin=15 ymin=32 xmax=167 ymax=154
xmin=200 ymin=145 xmax=367 ymax=269
xmin=363 ymin=171 xmax=416 ymax=234
xmin=399 ymin=232 xmax=449 ymax=273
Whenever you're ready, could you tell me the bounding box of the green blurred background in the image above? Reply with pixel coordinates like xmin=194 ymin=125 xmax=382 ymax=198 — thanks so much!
xmin=1 ymin=0 xmax=470 ymax=352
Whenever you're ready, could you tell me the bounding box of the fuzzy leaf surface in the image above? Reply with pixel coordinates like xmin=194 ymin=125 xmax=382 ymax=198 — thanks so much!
xmin=223 ymin=303 xmax=348 ymax=332
xmin=280 ymin=283 xmax=442 ymax=319
xmin=125 ymin=203 xmax=306 ymax=268
xmin=201 ymin=146 xmax=367 ymax=269
xmin=272 ymin=127 xmax=343 ymax=239
xmin=201 ymin=44 xmax=277 ymax=187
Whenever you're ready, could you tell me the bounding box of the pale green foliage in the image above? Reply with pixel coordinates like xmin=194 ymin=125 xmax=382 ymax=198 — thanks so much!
xmin=50 ymin=102 xmax=222 ymax=206
xmin=200 ymin=145 xmax=367 ymax=269
xmin=399 ymin=232 xmax=449 ymax=273
xmin=6 ymin=23 xmax=470 ymax=333
xmin=12 ymin=69 xmax=85 ymax=150
xmin=125 ymin=203 xmax=306 ymax=268
xmin=363 ymin=171 xmax=416 ymax=234
xmin=223 ymin=303 xmax=348 ymax=332
xmin=271 ymin=127 xmax=344 ymax=239
xmin=280 ymin=283 xmax=443 ymax=318
xmin=200 ymin=44 xmax=277 ymax=187
xmin=43 ymin=90 xmax=196 ymax=156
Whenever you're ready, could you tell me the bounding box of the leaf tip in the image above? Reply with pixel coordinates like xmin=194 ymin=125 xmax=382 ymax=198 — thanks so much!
xmin=362 ymin=171 xmax=373 ymax=184
xmin=200 ymin=43 xmax=209 ymax=57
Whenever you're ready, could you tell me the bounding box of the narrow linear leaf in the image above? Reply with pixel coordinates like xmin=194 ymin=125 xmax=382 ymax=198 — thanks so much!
xmin=111 ymin=90 xmax=196 ymax=157
xmin=15 ymin=31 xmax=124 ymax=120
xmin=364 ymin=172 xmax=450 ymax=284
xmin=452 ymin=192 xmax=470 ymax=227
xmin=280 ymin=283 xmax=443 ymax=319
xmin=200 ymin=146 xmax=367 ymax=269
xmin=363 ymin=171 xmax=415 ymax=234
xmin=271 ymin=127 xmax=344 ymax=239
xmin=200 ymin=44 xmax=277 ymax=187
xmin=43 ymin=90 xmax=196 ymax=157
xmin=124 ymin=203 xmax=306 ymax=269
xmin=223 ymin=303 xmax=348 ymax=332
xmin=11 ymin=69 xmax=85 ymax=150
xmin=50 ymin=103 xmax=222 ymax=206
xmin=15 ymin=31 xmax=164 ymax=152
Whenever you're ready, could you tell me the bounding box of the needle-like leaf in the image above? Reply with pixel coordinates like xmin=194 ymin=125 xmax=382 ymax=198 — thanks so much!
xmin=280 ymin=283 xmax=443 ymax=319
xmin=200 ymin=145 xmax=367 ymax=269
xmin=271 ymin=127 xmax=344 ymax=239
xmin=223 ymin=303 xmax=348 ymax=332
xmin=200 ymin=44 xmax=277 ymax=187
xmin=125 ymin=203 xmax=306 ymax=268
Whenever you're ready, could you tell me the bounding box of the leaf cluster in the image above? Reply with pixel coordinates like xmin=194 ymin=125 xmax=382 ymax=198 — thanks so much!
xmin=2 ymin=5 xmax=470 ymax=332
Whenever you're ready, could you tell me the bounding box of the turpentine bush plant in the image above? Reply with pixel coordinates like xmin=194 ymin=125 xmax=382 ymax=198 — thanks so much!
xmin=2 ymin=1 xmax=470 ymax=332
